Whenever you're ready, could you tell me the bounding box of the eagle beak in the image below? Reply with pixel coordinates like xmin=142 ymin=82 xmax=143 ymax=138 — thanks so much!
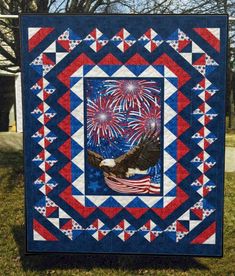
xmin=99 ymin=162 xmax=103 ymax=167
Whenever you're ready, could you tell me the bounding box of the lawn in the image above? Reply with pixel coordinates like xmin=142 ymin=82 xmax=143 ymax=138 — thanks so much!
xmin=0 ymin=150 xmax=234 ymax=275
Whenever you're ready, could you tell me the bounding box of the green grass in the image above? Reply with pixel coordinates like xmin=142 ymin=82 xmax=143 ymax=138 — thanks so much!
xmin=0 ymin=150 xmax=235 ymax=275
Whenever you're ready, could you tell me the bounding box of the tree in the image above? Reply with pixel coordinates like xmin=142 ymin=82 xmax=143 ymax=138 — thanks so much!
xmin=0 ymin=0 xmax=122 ymax=73
xmin=0 ymin=0 xmax=234 ymax=130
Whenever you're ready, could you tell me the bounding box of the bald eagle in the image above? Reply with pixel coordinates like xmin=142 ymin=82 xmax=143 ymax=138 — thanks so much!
xmin=87 ymin=131 xmax=161 ymax=179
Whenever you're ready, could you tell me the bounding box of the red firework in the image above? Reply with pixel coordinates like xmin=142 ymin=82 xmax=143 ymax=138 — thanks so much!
xmin=87 ymin=96 xmax=125 ymax=145
xmin=103 ymin=79 xmax=160 ymax=111
xmin=127 ymin=100 xmax=161 ymax=145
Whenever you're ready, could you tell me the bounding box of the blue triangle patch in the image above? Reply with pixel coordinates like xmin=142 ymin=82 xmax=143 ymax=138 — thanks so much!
xmin=70 ymin=91 xmax=82 ymax=111
xmin=151 ymin=198 xmax=163 ymax=208
xmin=165 ymin=140 xmax=177 ymax=159
xmin=126 ymin=197 xmax=148 ymax=208
xmin=68 ymin=28 xmax=82 ymax=41
xmin=165 ymin=92 xmax=178 ymax=112
xmin=99 ymin=65 xmax=122 ymax=76
xmin=71 ymin=163 xmax=83 ymax=182
xmin=205 ymin=65 xmax=217 ymax=76
xmin=71 ymin=139 xmax=83 ymax=159
xmin=166 ymin=231 xmax=176 ymax=241
xmin=167 ymin=30 xmax=178 ymax=41
xmin=71 ymin=115 xmax=83 ymax=135
xmin=72 ymin=229 xmax=83 ymax=239
xmin=126 ymin=65 xmax=149 ymax=76
xmin=70 ymin=77 xmax=81 ymax=88
xmin=72 ymin=185 xmax=83 ymax=195
xmin=31 ymin=64 xmax=43 ymax=75
xmin=35 ymin=196 xmax=46 ymax=207
xmin=153 ymin=65 xmax=164 ymax=75
xmin=101 ymin=197 xmax=122 ymax=207
xmin=166 ymin=77 xmax=178 ymax=88
xmin=83 ymin=65 xmax=94 ymax=75
xmin=85 ymin=197 xmax=96 ymax=207
xmin=165 ymin=187 xmax=177 ymax=197
xmin=165 ymin=163 xmax=177 ymax=183
xmin=165 ymin=116 xmax=177 ymax=136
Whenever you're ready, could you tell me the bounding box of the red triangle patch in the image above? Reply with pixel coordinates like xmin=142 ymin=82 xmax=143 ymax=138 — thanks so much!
xmin=205 ymin=115 xmax=212 ymax=125
xmin=46 ymin=206 xmax=58 ymax=217
xmin=92 ymin=219 xmax=99 ymax=229
xmin=204 ymin=139 xmax=211 ymax=149
xmin=45 ymin=162 xmax=51 ymax=171
xmin=44 ymin=138 xmax=51 ymax=148
xmin=193 ymin=54 xmax=206 ymax=65
xmin=150 ymin=232 xmax=157 ymax=241
xmin=99 ymin=207 xmax=123 ymax=219
xmin=57 ymin=39 xmax=70 ymax=51
xmin=205 ymin=91 xmax=213 ymax=101
xmin=58 ymin=90 xmax=70 ymax=112
xmin=119 ymin=220 xmax=125 ymax=229
xmin=124 ymin=232 xmax=131 ymax=240
xmin=59 ymin=138 xmax=71 ymax=159
xmin=198 ymin=174 xmax=204 ymax=185
xmin=38 ymin=103 xmax=44 ymax=112
xmin=99 ymin=53 xmax=122 ymax=65
xmin=176 ymin=221 xmax=188 ymax=232
xmin=198 ymin=127 xmax=204 ymax=136
xmin=61 ymin=219 xmax=72 ymax=230
xmin=177 ymin=139 xmax=190 ymax=160
xmin=98 ymin=231 xmax=105 ymax=240
xmin=39 ymin=173 xmax=45 ymax=183
xmin=117 ymin=28 xmax=124 ymax=39
xmin=45 ymin=184 xmax=52 ymax=195
xmin=203 ymin=187 xmax=211 ymax=197
xmin=178 ymin=39 xmax=191 ymax=52
xmin=145 ymin=29 xmax=151 ymax=39
xmin=145 ymin=220 xmax=151 ymax=230
xmin=42 ymin=53 xmax=55 ymax=65
xmin=123 ymin=41 xmax=129 ymax=52
xmin=178 ymin=91 xmax=190 ymax=112
xmin=177 ymin=115 xmax=190 ymax=136
xmin=43 ymin=90 xmax=51 ymax=100
xmin=58 ymin=115 xmax=71 ymax=136
xmin=126 ymin=53 xmax=149 ymax=65
xmin=151 ymin=41 xmax=157 ymax=51
xmin=177 ymin=163 xmax=189 ymax=183
xmin=59 ymin=162 xmax=72 ymax=183
xmin=126 ymin=207 xmax=148 ymax=219
xmin=191 ymin=208 xmax=203 ymax=220
xmin=198 ymin=151 xmax=204 ymax=160
xmin=90 ymin=28 xmax=97 ymax=39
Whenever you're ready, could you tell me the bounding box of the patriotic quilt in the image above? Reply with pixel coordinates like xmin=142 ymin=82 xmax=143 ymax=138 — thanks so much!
xmin=20 ymin=15 xmax=227 ymax=256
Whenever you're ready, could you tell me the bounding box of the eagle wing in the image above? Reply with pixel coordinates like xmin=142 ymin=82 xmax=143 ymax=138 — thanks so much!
xmin=115 ymin=131 xmax=161 ymax=171
xmin=87 ymin=149 xmax=104 ymax=169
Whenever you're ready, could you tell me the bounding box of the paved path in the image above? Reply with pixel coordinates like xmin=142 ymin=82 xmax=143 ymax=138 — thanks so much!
xmin=225 ymin=147 xmax=235 ymax=172
xmin=0 ymin=132 xmax=235 ymax=172
xmin=0 ymin=132 xmax=23 ymax=151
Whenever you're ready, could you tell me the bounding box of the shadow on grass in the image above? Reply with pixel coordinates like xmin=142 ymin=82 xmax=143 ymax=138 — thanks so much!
xmin=12 ymin=225 xmax=208 ymax=272
xmin=0 ymin=150 xmax=23 ymax=191
xmin=0 ymin=150 xmax=23 ymax=167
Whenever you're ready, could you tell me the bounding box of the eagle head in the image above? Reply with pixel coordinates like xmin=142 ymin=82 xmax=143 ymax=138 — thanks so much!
xmin=99 ymin=159 xmax=116 ymax=168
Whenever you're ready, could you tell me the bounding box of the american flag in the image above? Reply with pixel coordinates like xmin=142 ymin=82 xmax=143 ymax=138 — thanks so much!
xmin=104 ymin=176 xmax=160 ymax=194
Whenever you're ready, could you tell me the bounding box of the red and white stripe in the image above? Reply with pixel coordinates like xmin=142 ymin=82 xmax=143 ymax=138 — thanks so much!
xmin=104 ymin=176 xmax=160 ymax=194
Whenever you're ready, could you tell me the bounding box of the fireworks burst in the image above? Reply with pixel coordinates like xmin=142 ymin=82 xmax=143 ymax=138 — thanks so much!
xmin=87 ymin=96 xmax=125 ymax=145
xmin=103 ymin=79 xmax=160 ymax=111
xmin=127 ymin=101 xmax=161 ymax=145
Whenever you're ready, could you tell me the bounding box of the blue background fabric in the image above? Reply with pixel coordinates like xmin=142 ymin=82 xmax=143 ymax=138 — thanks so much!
xmin=20 ymin=14 xmax=227 ymax=255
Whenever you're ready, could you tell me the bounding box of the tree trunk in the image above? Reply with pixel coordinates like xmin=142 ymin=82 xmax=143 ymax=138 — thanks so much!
xmin=0 ymin=76 xmax=15 ymax=131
